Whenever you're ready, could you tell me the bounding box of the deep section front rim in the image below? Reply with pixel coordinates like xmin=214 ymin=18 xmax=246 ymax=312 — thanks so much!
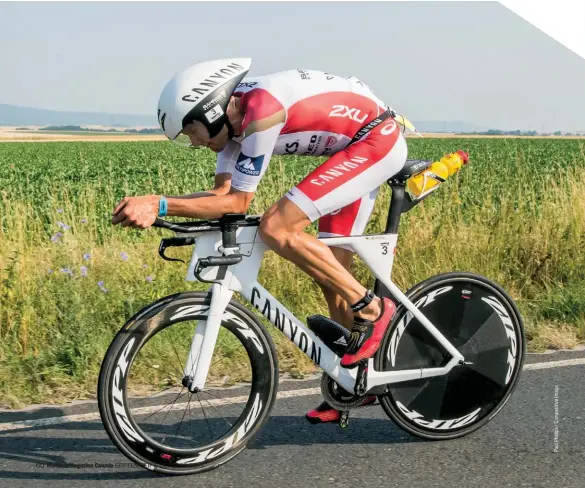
xmin=98 ymin=292 xmax=278 ymax=474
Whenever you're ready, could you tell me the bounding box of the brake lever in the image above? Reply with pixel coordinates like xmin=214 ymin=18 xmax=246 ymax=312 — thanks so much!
xmin=158 ymin=237 xmax=195 ymax=263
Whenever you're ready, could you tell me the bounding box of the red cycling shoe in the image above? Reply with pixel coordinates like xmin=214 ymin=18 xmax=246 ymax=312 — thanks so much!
xmin=340 ymin=297 xmax=396 ymax=368
xmin=305 ymin=396 xmax=377 ymax=424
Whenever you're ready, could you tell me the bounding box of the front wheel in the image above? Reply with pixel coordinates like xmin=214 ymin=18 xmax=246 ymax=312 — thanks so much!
xmin=376 ymin=272 xmax=526 ymax=440
xmin=98 ymin=291 xmax=279 ymax=475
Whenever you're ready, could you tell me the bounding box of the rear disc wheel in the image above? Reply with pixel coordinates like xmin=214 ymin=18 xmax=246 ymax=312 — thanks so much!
xmin=376 ymin=272 xmax=525 ymax=440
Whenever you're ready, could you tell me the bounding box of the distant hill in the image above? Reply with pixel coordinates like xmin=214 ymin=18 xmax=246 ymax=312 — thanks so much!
xmin=412 ymin=121 xmax=491 ymax=133
xmin=0 ymin=104 xmax=158 ymax=127
xmin=0 ymin=103 xmax=492 ymax=133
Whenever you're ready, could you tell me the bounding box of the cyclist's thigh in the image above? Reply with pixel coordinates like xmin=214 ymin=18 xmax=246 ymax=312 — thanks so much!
xmin=286 ymin=120 xmax=407 ymax=222
xmin=315 ymin=189 xmax=378 ymax=251
xmin=318 ymin=187 xmax=379 ymax=239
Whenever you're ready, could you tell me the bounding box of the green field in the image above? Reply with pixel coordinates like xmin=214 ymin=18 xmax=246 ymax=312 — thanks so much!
xmin=1 ymin=138 xmax=585 ymax=408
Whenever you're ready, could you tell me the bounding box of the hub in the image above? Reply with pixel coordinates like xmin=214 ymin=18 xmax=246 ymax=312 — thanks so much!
xmin=182 ymin=376 xmax=200 ymax=393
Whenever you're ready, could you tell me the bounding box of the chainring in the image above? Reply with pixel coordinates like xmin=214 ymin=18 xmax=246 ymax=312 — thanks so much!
xmin=320 ymin=373 xmax=368 ymax=411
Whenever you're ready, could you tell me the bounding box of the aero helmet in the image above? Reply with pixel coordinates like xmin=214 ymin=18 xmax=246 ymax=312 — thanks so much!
xmin=157 ymin=58 xmax=251 ymax=146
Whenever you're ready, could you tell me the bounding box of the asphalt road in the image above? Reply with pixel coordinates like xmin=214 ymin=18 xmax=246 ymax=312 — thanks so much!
xmin=1 ymin=349 xmax=584 ymax=488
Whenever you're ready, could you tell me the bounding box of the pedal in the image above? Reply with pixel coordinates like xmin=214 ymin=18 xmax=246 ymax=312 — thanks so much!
xmin=307 ymin=315 xmax=351 ymax=357
xmin=355 ymin=360 xmax=368 ymax=396
xmin=339 ymin=410 xmax=349 ymax=429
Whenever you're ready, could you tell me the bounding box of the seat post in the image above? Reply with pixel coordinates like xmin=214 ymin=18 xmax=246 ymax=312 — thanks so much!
xmin=384 ymin=179 xmax=407 ymax=234
xmin=373 ymin=178 xmax=407 ymax=298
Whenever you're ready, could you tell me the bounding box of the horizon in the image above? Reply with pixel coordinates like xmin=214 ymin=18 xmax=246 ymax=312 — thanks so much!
xmin=1 ymin=2 xmax=584 ymax=132
xmin=2 ymin=102 xmax=583 ymax=135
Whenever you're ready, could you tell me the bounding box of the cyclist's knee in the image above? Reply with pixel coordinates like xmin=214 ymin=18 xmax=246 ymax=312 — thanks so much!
xmin=259 ymin=217 xmax=296 ymax=252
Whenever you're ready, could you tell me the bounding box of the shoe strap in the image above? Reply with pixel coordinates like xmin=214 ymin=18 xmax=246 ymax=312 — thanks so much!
xmin=350 ymin=289 xmax=375 ymax=312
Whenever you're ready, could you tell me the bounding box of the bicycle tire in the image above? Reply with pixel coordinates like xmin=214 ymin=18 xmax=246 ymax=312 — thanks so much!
xmin=98 ymin=291 xmax=279 ymax=475
xmin=375 ymin=272 xmax=526 ymax=440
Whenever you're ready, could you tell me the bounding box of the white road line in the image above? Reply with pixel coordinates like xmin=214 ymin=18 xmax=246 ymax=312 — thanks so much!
xmin=523 ymin=357 xmax=585 ymax=370
xmin=1 ymin=357 xmax=583 ymax=433
xmin=0 ymin=388 xmax=321 ymax=433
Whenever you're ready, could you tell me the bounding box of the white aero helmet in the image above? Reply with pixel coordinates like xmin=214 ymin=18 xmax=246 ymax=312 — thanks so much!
xmin=157 ymin=58 xmax=251 ymax=145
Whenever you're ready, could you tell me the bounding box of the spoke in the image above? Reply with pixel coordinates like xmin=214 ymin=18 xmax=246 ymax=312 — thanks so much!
xmin=201 ymin=388 xmax=249 ymax=410
xmin=175 ymin=392 xmax=192 ymax=441
xmin=143 ymin=356 xmax=184 ymax=378
xmin=201 ymin=396 xmax=234 ymax=432
xmin=130 ymin=384 xmax=181 ymax=406
xmin=209 ymin=355 xmax=228 ymax=370
xmin=186 ymin=324 xmax=230 ymax=380
xmin=208 ymin=331 xmax=229 ymax=369
xmin=134 ymin=391 xmax=181 ymax=423
xmin=196 ymin=392 xmax=214 ymax=438
xmin=187 ymin=393 xmax=195 ymax=442
xmin=141 ymin=387 xmax=185 ymax=425
xmin=161 ymin=362 xmax=185 ymax=380
xmin=170 ymin=340 xmax=189 ymax=378
xmin=186 ymin=337 xmax=202 ymax=379
xmin=159 ymin=386 xmax=188 ymax=445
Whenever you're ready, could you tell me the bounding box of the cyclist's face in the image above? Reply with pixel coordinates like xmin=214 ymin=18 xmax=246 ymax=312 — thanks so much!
xmin=181 ymin=122 xmax=228 ymax=153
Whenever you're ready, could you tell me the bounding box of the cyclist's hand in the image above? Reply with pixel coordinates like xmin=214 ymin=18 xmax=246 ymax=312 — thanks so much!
xmin=112 ymin=195 xmax=159 ymax=229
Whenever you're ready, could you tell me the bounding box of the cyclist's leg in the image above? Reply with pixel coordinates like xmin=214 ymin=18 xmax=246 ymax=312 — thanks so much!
xmin=315 ymin=246 xmax=354 ymax=328
xmin=316 ymin=188 xmax=379 ymax=329
xmin=259 ymin=121 xmax=407 ymax=366
xmin=309 ymin=191 xmax=382 ymax=421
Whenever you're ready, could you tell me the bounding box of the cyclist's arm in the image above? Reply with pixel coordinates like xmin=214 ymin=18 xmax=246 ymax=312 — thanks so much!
xmin=165 ymin=187 xmax=254 ymax=219
xmin=165 ymin=92 xmax=285 ymax=219
xmin=164 ymin=173 xmax=232 ymax=200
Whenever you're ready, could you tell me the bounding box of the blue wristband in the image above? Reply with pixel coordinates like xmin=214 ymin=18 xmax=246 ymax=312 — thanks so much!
xmin=158 ymin=197 xmax=168 ymax=217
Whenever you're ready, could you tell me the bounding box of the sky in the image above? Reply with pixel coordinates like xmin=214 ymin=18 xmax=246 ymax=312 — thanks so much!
xmin=0 ymin=1 xmax=584 ymax=132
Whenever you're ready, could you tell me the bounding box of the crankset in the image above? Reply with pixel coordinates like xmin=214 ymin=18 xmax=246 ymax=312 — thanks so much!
xmin=320 ymin=373 xmax=369 ymax=411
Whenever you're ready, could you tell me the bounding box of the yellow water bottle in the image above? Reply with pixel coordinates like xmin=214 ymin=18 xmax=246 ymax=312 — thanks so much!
xmin=406 ymin=150 xmax=469 ymax=198
xmin=406 ymin=160 xmax=449 ymax=198
xmin=440 ymin=150 xmax=469 ymax=176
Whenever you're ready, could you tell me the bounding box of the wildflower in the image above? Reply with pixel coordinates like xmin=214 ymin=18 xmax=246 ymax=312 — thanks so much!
xmin=120 ymin=252 xmax=129 ymax=261
xmin=56 ymin=232 xmax=63 ymax=238
xmin=57 ymin=222 xmax=71 ymax=231
xmin=47 ymin=269 xmax=54 ymax=274
xmin=80 ymin=266 xmax=88 ymax=277
xmin=146 ymin=276 xmax=153 ymax=283
xmin=81 ymin=218 xmax=87 ymax=224
xmin=60 ymin=267 xmax=73 ymax=276
xmin=142 ymin=264 xmax=148 ymax=269
xmin=83 ymin=253 xmax=91 ymax=260
xmin=97 ymin=281 xmax=108 ymax=293
xmin=50 ymin=235 xmax=60 ymax=243
xmin=57 ymin=208 xmax=63 ymax=214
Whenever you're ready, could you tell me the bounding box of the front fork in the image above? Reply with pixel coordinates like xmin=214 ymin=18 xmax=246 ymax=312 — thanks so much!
xmin=182 ymin=283 xmax=233 ymax=393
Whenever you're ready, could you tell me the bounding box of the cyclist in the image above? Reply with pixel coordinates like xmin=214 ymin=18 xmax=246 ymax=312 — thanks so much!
xmin=112 ymin=58 xmax=412 ymax=424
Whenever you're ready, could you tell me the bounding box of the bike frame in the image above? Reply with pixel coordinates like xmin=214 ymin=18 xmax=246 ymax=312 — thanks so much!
xmin=180 ymin=223 xmax=465 ymax=395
